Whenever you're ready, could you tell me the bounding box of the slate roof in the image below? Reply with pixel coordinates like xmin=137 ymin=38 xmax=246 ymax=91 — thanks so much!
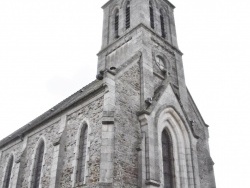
xmin=0 ymin=79 xmax=105 ymax=148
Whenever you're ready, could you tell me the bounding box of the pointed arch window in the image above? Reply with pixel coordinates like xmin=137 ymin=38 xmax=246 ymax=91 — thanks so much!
xmin=160 ymin=10 xmax=166 ymax=38
xmin=3 ymin=154 xmax=14 ymax=188
xmin=32 ymin=140 xmax=45 ymax=188
xmin=149 ymin=1 xmax=154 ymax=29
xmin=125 ymin=1 xmax=131 ymax=29
xmin=76 ymin=125 xmax=88 ymax=183
xmin=114 ymin=9 xmax=119 ymax=38
xmin=162 ymin=130 xmax=174 ymax=188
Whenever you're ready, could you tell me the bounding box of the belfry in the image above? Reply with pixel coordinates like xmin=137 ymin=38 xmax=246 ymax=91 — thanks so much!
xmin=0 ymin=0 xmax=216 ymax=188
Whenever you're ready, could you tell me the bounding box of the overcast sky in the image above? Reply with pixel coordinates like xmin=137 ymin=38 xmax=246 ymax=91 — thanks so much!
xmin=0 ymin=0 xmax=250 ymax=187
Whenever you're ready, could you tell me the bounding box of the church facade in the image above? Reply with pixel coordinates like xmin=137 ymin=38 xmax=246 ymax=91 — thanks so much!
xmin=0 ymin=0 xmax=216 ymax=188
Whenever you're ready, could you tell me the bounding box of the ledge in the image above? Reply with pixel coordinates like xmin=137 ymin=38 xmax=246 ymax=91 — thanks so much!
xmin=98 ymin=23 xmax=183 ymax=56
xmin=145 ymin=180 xmax=161 ymax=187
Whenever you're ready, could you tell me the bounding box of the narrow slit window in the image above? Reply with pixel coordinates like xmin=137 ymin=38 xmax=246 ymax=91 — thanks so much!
xmin=115 ymin=10 xmax=119 ymax=38
xmin=76 ymin=125 xmax=88 ymax=183
xmin=160 ymin=10 xmax=166 ymax=38
xmin=162 ymin=130 xmax=174 ymax=188
xmin=32 ymin=140 xmax=45 ymax=188
xmin=126 ymin=1 xmax=131 ymax=29
xmin=3 ymin=154 xmax=14 ymax=188
xmin=149 ymin=1 xmax=154 ymax=29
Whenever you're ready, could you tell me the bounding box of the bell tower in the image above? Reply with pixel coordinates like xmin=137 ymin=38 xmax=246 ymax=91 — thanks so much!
xmin=97 ymin=0 xmax=189 ymax=110
xmin=97 ymin=0 xmax=216 ymax=187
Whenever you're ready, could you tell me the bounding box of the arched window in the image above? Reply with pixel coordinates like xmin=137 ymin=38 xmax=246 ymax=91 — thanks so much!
xmin=76 ymin=125 xmax=88 ymax=183
xmin=32 ymin=140 xmax=45 ymax=188
xmin=149 ymin=1 xmax=154 ymax=29
xmin=3 ymin=154 xmax=14 ymax=188
xmin=125 ymin=1 xmax=131 ymax=29
xmin=160 ymin=10 xmax=166 ymax=38
xmin=114 ymin=9 xmax=119 ymax=38
xmin=162 ymin=130 xmax=174 ymax=188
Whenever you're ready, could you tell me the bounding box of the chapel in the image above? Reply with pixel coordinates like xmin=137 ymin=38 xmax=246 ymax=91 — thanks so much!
xmin=0 ymin=0 xmax=216 ymax=187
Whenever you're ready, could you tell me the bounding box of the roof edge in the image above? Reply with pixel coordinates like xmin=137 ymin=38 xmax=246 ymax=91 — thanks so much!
xmin=0 ymin=80 xmax=105 ymax=148
xmin=186 ymin=88 xmax=208 ymax=127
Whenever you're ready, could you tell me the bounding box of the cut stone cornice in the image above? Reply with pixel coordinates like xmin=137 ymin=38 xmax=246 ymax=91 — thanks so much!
xmin=97 ymin=23 xmax=183 ymax=56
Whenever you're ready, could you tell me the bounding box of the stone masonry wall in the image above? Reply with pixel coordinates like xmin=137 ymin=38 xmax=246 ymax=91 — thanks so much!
xmin=0 ymin=94 xmax=104 ymax=188
xmin=59 ymin=96 xmax=104 ymax=188
xmin=187 ymin=97 xmax=216 ymax=188
xmin=20 ymin=120 xmax=60 ymax=187
xmin=0 ymin=140 xmax=23 ymax=188
xmin=114 ymin=61 xmax=141 ymax=187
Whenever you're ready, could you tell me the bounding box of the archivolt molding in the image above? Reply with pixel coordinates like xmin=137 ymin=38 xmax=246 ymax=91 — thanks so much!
xmin=154 ymin=106 xmax=198 ymax=188
xmin=110 ymin=3 xmax=120 ymax=15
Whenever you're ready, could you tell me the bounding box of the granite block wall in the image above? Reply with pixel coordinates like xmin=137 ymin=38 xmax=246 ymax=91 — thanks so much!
xmin=114 ymin=61 xmax=141 ymax=187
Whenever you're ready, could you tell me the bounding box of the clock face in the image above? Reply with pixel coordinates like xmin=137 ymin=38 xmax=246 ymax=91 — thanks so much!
xmin=156 ymin=56 xmax=165 ymax=71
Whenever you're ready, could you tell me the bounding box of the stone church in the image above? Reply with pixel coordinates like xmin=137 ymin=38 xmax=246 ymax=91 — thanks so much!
xmin=0 ymin=0 xmax=216 ymax=187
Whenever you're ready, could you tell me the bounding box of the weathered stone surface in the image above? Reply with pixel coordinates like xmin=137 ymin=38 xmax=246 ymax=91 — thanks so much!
xmin=60 ymin=96 xmax=104 ymax=187
xmin=20 ymin=121 xmax=60 ymax=187
xmin=114 ymin=62 xmax=141 ymax=188
xmin=0 ymin=0 xmax=216 ymax=187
